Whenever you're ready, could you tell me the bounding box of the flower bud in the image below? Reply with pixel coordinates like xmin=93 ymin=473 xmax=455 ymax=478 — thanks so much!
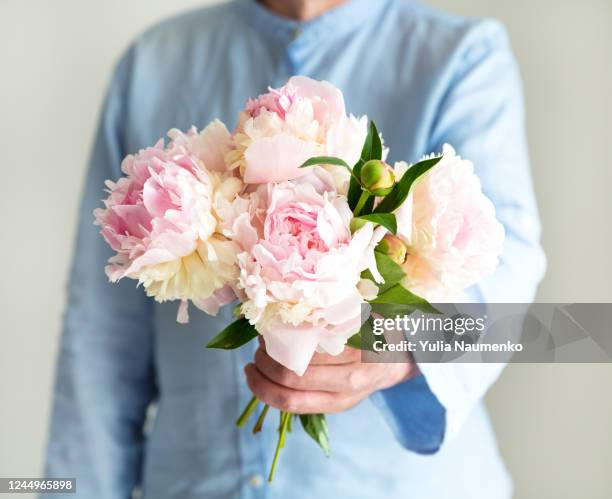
xmin=377 ymin=234 xmax=407 ymax=265
xmin=360 ymin=160 xmax=395 ymax=196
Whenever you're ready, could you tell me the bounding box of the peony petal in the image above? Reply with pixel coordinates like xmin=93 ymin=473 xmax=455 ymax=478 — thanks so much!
xmin=189 ymin=119 xmax=232 ymax=172
xmin=287 ymin=76 xmax=346 ymax=122
xmin=395 ymin=191 xmax=413 ymax=244
xmin=357 ymin=278 xmax=379 ymax=301
xmin=321 ymin=288 xmax=363 ymax=325
xmin=260 ymin=319 xmax=322 ymax=376
xmin=360 ymin=225 xmax=387 ymax=283
xmin=326 ymin=114 xmax=368 ymax=167
xmin=317 ymin=314 xmax=363 ymax=355
xmin=232 ymin=213 xmax=259 ymax=252
xmin=193 ymin=285 xmax=236 ymax=315
xmin=177 ymin=300 xmax=189 ymax=323
xmin=243 ymin=134 xmax=319 ymax=183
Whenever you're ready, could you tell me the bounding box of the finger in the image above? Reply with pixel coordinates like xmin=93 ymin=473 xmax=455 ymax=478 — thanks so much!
xmin=309 ymin=346 xmax=362 ymax=365
xmin=254 ymin=347 xmax=369 ymax=393
xmin=244 ymin=363 xmax=362 ymax=414
xmin=258 ymin=335 xmax=360 ymax=365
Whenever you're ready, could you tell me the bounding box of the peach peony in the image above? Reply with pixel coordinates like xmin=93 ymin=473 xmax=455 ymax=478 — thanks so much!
xmin=224 ymin=177 xmax=378 ymax=375
xmin=94 ymin=122 xmax=241 ymax=321
xmin=400 ymin=144 xmax=505 ymax=301
xmin=227 ymin=76 xmax=367 ymax=192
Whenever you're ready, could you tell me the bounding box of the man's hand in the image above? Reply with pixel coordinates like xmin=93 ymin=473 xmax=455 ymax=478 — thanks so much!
xmin=244 ymin=339 xmax=419 ymax=414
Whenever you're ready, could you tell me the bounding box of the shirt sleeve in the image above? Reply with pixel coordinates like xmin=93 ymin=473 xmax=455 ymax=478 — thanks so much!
xmin=373 ymin=20 xmax=546 ymax=452
xmin=42 ymin=47 xmax=157 ymax=498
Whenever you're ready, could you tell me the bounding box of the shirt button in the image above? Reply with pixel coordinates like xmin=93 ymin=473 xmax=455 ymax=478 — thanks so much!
xmin=292 ymin=27 xmax=302 ymax=40
xmin=249 ymin=474 xmax=264 ymax=488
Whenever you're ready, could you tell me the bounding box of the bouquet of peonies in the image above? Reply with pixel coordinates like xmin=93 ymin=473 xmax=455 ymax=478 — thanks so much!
xmin=94 ymin=76 xmax=504 ymax=481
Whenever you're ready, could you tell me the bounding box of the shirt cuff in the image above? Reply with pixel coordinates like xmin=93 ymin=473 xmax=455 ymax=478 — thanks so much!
xmin=371 ymin=374 xmax=446 ymax=454
xmin=417 ymin=362 xmax=505 ymax=440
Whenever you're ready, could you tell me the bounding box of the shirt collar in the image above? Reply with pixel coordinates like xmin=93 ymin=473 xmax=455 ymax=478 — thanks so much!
xmin=237 ymin=0 xmax=389 ymax=46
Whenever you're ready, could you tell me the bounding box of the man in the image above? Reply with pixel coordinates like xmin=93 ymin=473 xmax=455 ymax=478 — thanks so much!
xmin=44 ymin=0 xmax=546 ymax=497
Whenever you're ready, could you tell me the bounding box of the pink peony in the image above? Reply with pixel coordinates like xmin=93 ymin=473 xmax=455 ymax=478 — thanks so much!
xmin=228 ymin=76 xmax=367 ymax=191
xmin=224 ymin=177 xmax=377 ymax=375
xmin=94 ymin=122 xmax=241 ymax=320
xmin=400 ymin=144 xmax=505 ymax=301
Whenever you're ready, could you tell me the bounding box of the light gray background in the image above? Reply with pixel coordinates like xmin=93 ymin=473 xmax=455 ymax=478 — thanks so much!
xmin=1 ymin=1 xmax=611 ymax=498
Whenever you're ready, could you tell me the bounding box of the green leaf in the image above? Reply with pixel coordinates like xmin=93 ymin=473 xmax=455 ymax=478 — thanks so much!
xmin=354 ymin=213 xmax=397 ymax=234
xmin=347 ymin=160 xmax=365 ymax=210
xmin=370 ymin=284 xmax=440 ymax=314
xmin=300 ymin=156 xmax=350 ymax=170
xmin=299 ymin=414 xmax=330 ymax=456
xmin=374 ymin=251 xmax=405 ymax=292
xmin=374 ymin=155 xmax=443 ymax=214
xmin=371 ymin=121 xmax=383 ymax=160
xmin=346 ymin=333 xmax=363 ymax=349
xmin=362 ymin=194 xmax=375 ymax=215
xmin=361 ymin=251 xmax=405 ymax=294
xmin=370 ymin=302 xmax=418 ymax=318
xmin=206 ymin=317 xmax=258 ymax=349
xmin=361 ymin=121 xmax=382 ymax=162
xmin=347 ymin=316 xmax=381 ymax=352
xmin=300 ymin=156 xmax=362 ymax=186
xmin=360 ymin=124 xmax=374 ymax=162
xmin=347 ymin=120 xmax=383 ymax=210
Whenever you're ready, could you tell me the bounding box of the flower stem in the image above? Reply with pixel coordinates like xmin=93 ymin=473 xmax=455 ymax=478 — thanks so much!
xmin=252 ymin=404 xmax=270 ymax=434
xmin=353 ymin=190 xmax=370 ymax=216
xmin=236 ymin=395 xmax=259 ymax=428
xmin=268 ymin=411 xmax=291 ymax=482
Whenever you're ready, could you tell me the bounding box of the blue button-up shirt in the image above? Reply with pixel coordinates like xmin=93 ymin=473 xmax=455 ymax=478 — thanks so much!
xmin=43 ymin=1 xmax=546 ymax=498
